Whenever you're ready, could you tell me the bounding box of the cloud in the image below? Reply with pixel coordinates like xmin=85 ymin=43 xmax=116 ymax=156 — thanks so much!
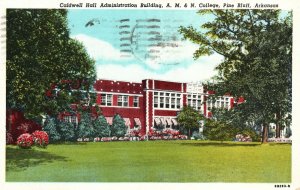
xmin=96 ymin=53 xmax=223 ymax=83
xmin=71 ymin=34 xmax=132 ymax=61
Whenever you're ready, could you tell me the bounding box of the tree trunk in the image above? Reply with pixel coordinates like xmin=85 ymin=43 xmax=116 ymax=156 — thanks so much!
xmin=261 ymin=123 xmax=269 ymax=144
xmin=275 ymin=112 xmax=281 ymax=138
xmin=275 ymin=124 xmax=281 ymax=138
xmin=189 ymin=128 xmax=191 ymax=139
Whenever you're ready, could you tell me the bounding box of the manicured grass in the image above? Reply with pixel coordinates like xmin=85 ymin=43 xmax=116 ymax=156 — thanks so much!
xmin=6 ymin=140 xmax=291 ymax=182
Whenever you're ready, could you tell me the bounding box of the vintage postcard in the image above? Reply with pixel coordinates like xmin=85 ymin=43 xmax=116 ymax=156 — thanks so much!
xmin=0 ymin=0 xmax=299 ymax=190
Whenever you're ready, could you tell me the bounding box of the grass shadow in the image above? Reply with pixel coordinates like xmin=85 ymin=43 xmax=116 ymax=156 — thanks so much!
xmin=180 ymin=141 xmax=261 ymax=147
xmin=6 ymin=146 xmax=69 ymax=172
xmin=269 ymin=143 xmax=292 ymax=146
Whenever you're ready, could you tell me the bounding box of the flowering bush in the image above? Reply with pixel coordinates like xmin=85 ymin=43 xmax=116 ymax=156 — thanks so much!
xmin=268 ymin=137 xmax=292 ymax=143
xmin=32 ymin=130 xmax=49 ymax=148
xmin=94 ymin=137 xmax=101 ymax=142
xmin=178 ymin=135 xmax=188 ymax=140
xmin=101 ymin=137 xmax=112 ymax=142
xmin=129 ymin=128 xmax=141 ymax=137
xmin=17 ymin=133 xmax=34 ymax=148
xmin=111 ymin=136 xmax=118 ymax=141
xmin=235 ymin=134 xmax=252 ymax=142
xmin=6 ymin=132 xmax=14 ymax=145
xmin=83 ymin=138 xmax=90 ymax=142
xmin=140 ymin=135 xmax=147 ymax=141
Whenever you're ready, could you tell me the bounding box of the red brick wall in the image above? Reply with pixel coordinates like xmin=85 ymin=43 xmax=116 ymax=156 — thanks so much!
xmin=154 ymin=110 xmax=178 ymax=117
xmin=154 ymin=80 xmax=182 ymax=91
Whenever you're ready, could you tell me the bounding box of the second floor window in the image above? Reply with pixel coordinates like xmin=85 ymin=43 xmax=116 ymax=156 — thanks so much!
xmin=118 ymin=95 xmax=128 ymax=107
xmin=101 ymin=94 xmax=113 ymax=106
xmin=133 ymin=96 xmax=139 ymax=107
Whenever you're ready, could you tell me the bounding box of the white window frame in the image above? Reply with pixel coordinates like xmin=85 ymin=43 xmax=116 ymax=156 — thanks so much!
xmin=133 ymin=96 xmax=139 ymax=107
xmin=101 ymin=94 xmax=113 ymax=106
xmin=118 ymin=95 xmax=129 ymax=107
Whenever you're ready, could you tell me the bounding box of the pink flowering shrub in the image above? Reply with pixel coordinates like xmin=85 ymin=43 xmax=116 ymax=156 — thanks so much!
xmin=17 ymin=133 xmax=34 ymax=148
xmin=94 ymin=137 xmax=101 ymax=142
xmin=32 ymin=130 xmax=49 ymax=148
xmin=101 ymin=137 xmax=112 ymax=142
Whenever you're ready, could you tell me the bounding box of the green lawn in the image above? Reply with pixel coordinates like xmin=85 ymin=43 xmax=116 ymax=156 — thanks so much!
xmin=6 ymin=140 xmax=291 ymax=182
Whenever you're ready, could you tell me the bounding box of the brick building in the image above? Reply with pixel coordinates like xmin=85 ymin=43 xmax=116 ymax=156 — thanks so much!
xmin=91 ymin=79 xmax=235 ymax=135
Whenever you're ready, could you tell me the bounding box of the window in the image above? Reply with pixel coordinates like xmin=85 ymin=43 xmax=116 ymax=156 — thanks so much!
xmin=154 ymin=91 xmax=182 ymax=110
xmin=192 ymin=99 xmax=196 ymax=108
xmin=133 ymin=96 xmax=139 ymax=107
xmin=118 ymin=96 xmax=122 ymax=106
xmin=176 ymin=98 xmax=181 ymax=109
xmin=101 ymin=94 xmax=113 ymax=106
xmin=70 ymin=116 xmax=77 ymax=123
xmin=225 ymin=102 xmax=229 ymax=108
xmin=187 ymin=93 xmax=202 ymax=110
xmin=107 ymin=94 xmax=112 ymax=106
xmin=123 ymin=96 xmax=128 ymax=107
xmin=188 ymin=99 xmax=191 ymax=106
xmin=101 ymin=94 xmax=106 ymax=106
xmin=154 ymin=97 xmax=158 ymax=108
xmin=160 ymin=97 xmax=164 ymax=108
xmin=118 ymin=95 xmax=129 ymax=107
xmin=63 ymin=116 xmax=77 ymax=124
xmin=171 ymin=98 xmax=175 ymax=108
xmin=197 ymin=100 xmax=201 ymax=110
xmin=166 ymin=97 xmax=170 ymax=108
xmin=63 ymin=116 xmax=69 ymax=123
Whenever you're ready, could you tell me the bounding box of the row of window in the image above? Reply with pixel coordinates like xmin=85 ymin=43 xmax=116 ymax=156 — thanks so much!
xmin=100 ymin=94 xmax=139 ymax=107
xmin=187 ymin=93 xmax=202 ymax=111
xmin=207 ymin=97 xmax=230 ymax=110
xmin=153 ymin=91 xmax=182 ymax=109
xmin=63 ymin=115 xmax=77 ymax=123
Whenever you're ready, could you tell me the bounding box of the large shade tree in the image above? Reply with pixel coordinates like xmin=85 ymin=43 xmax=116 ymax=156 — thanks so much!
xmin=179 ymin=10 xmax=292 ymax=143
xmin=7 ymin=9 xmax=96 ymax=120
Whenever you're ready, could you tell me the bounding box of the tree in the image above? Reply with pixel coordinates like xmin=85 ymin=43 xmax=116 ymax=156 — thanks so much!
xmin=77 ymin=112 xmax=94 ymax=139
xmin=203 ymin=119 xmax=236 ymax=142
xmin=93 ymin=115 xmax=111 ymax=137
xmin=6 ymin=9 xmax=96 ymax=120
xmin=177 ymin=106 xmax=204 ymax=137
xmin=42 ymin=116 xmax=61 ymax=142
xmin=58 ymin=121 xmax=75 ymax=141
xmin=179 ymin=10 xmax=292 ymax=143
xmin=111 ymin=114 xmax=127 ymax=137
xmin=207 ymin=107 xmax=260 ymax=141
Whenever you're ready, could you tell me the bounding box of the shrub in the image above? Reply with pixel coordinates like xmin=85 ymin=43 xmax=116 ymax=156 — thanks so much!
xmin=77 ymin=112 xmax=94 ymax=139
xmin=17 ymin=133 xmax=34 ymax=149
xmin=32 ymin=130 xmax=49 ymax=148
xmin=239 ymin=127 xmax=260 ymax=142
xmin=43 ymin=116 xmax=61 ymax=142
xmin=58 ymin=121 xmax=76 ymax=141
xmin=111 ymin=114 xmax=127 ymax=137
xmin=93 ymin=115 xmax=110 ymax=137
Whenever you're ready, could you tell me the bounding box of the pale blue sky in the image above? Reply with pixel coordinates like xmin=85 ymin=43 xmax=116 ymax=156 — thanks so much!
xmin=67 ymin=10 xmax=221 ymax=82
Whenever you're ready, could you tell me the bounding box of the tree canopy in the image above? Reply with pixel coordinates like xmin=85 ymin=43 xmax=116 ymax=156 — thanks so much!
xmin=179 ymin=10 xmax=292 ymax=143
xmin=7 ymin=9 xmax=96 ymax=120
xmin=177 ymin=106 xmax=204 ymax=137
